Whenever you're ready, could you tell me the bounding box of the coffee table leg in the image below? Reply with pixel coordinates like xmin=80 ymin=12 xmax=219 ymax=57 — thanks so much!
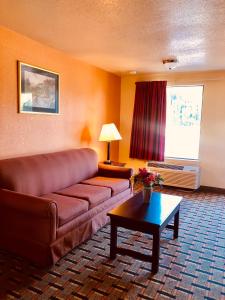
xmin=152 ymin=231 xmax=160 ymax=274
xmin=174 ymin=210 xmax=180 ymax=239
xmin=110 ymin=221 xmax=117 ymax=259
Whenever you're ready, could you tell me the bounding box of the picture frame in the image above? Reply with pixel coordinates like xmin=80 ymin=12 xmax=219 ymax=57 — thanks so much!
xmin=18 ymin=62 xmax=59 ymax=114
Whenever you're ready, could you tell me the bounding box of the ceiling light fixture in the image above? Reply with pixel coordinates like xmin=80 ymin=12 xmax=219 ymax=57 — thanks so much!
xmin=162 ymin=58 xmax=178 ymax=70
xmin=128 ymin=70 xmax=137 ymax=75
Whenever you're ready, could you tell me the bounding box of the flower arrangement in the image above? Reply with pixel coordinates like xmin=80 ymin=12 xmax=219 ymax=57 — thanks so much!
xmin=131 ymin=168 xmax=164 ymax=190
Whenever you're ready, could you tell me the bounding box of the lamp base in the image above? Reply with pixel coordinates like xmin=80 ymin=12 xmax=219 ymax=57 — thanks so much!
xmin=103 ymin=160 xmax=111 ymax=165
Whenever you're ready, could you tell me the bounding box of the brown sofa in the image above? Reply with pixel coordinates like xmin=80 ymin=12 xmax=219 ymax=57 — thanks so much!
xmin=0 ymin=148 xmax=133 ymax=267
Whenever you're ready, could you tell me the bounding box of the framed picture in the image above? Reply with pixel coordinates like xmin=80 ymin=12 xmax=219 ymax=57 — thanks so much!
xmin=18 ymin=62 xmax=59 ymax=114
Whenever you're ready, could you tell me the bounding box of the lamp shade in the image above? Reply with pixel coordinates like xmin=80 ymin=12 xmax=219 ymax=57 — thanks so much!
xmin=99 ymin=123 xmax=122 ymax=142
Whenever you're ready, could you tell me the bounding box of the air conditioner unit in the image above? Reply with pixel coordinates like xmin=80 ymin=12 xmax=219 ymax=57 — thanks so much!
xmin=147 ymin=162 xmax=200 ymax=190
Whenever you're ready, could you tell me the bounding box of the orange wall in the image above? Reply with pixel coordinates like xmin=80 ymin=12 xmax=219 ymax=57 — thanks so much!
xmin=0 ymin=26 xmax=121 ymax=160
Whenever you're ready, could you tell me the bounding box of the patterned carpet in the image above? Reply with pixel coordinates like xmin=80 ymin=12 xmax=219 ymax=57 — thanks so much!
xmin=0 ymin=188 xmax=225 ymax=300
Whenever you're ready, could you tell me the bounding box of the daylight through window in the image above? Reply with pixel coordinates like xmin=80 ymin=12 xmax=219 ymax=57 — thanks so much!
xmin=165 ymin=85 xmax=203 ymax=160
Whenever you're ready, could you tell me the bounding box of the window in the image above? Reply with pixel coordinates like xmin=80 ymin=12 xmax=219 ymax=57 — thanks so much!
xmin=165 ymin=85 xmax=203 ymax=160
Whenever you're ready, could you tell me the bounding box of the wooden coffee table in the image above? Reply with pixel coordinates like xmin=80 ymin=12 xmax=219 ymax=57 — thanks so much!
xmin=107 ymin=191 xmax=182 ymax=274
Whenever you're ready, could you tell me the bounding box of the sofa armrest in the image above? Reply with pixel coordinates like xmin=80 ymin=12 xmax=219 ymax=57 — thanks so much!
xmin=0 ymin=189 xmax=57 ymax=244
xmin=98 ymin=163 xmax=133 ymax=179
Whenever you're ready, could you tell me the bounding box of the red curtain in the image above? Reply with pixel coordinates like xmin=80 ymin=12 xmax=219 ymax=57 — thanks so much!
xmin=129 ymin=81 xmax=167 ymax=161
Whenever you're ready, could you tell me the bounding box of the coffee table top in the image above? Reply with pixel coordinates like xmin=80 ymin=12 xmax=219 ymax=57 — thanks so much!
xmin=108 ymin=191 xmax=182 ymax=227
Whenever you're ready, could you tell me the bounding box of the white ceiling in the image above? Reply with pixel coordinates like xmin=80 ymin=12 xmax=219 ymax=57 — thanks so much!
xmin=0 ymin=0 xmax=225 ymax=75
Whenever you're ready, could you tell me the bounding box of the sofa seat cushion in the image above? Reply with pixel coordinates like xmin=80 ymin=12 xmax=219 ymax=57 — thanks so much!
xmin=82 ymin=176 xmax=129 ymax=196
xmin=41 ymin=193 xmax=88 ymax=227
xmin=55 ymin=184 xmax=111 ymax=209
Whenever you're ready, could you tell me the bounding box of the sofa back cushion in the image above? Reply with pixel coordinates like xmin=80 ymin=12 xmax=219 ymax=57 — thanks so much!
xmin=0 ymin=148 xmax=98 ymax=196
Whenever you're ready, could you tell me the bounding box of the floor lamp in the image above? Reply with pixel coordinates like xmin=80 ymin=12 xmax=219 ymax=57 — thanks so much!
xmin=99 ymin=123 xmax=122 ymax=164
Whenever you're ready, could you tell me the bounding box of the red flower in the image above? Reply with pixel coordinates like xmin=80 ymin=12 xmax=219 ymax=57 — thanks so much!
xmin=138 ymin=168 xmax=148 ymax=178
xmin=132 ymin=168 xmax=164 ymax=188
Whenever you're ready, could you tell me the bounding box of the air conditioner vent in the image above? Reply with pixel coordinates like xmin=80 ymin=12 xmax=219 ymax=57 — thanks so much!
xmin=147 ymin=162 xmax=200 ymax=190
xmin=148 ymin=162 xmax=184 ymax=170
